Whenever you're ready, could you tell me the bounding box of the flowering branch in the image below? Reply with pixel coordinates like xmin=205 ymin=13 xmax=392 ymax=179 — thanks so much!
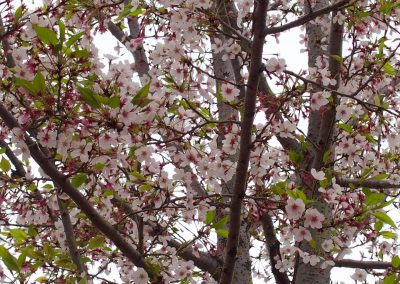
xmin=219 ymin=1 xmax=268 ymax=283
xmin=264 ymin=0 xmax=351 ymax=35
xmin=0 ymin=104 xmax=155 ymax=279
xmin=336 ymin=178 xmax=400 ymax=189
xmin=56 ymin=196 xmax=87 ymax=277
xmin=335 ymin=259 xmax=393 ymax=270
xmin=261 ymin=214 xmax=290 ymax=284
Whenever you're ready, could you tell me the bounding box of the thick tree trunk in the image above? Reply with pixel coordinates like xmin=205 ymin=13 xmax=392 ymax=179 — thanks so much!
xmin=294 ymin=1 xmax=343 ymax=284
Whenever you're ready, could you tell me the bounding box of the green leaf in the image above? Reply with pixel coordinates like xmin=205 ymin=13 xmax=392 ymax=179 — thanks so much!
xmin=65 ymin=32 xmax=85 ymax=49
xmin=382 ymin=63 xmax=397 ymax=75
xmin=0 ymin=245 xmax=20 ymax=272
xmin=373 ymin=212 xmax=397 ymax=228
xmin=14 ymin=6 xmax=24 ymax=22
xmin=106 ymin=96 xmax=120 ymax=108
xmin=309 ymin=239 xmax=317 ymax=249
xmin=381 ymin=231 xmax=396 ymax=239
xmin=216 ymin=229 xmax=229 ymax=238
xmin=205 ymin=211 xmax=216 ymax=225
xmin=380 ymin=1 xmax=396 ymax=15
xmin=130 ymin=171 xmax=146 ymax=181
xmin=34 ymin=26 xmax=58 ymax=45
xmin=115 ymin=4 xmax=143 ymax=22
xmin=371 ymin=173 xmax=389 ymax=180
xmin=374 ymin=95 xmax=381 ymax=107
xmin=9 ymin=229 xmax=28 ymax=244
xmin=17 ymin=251 xmax=26 ymax=268
xmin=43 ymin=183 xmax=53 ymax=189
xmin=270 ymin=181 xmax=287 ymax=195
xmin=337 ymin=123 xmax=352 ymax=133
xmin=330 ymin=55 xmax=343 ymax=64
xmin=288 ymin=150 xmax=303 ymax=165
xmin=323 ymin=150 xmax=331 ymax=164
xmin=28 ymin=227 xmax=38 ymax=237
xmin=102 ymin=190 xmax=114 ymax=197
xmin=391 ymin=256 xmax=400 ymax=268
xmin=0 ymin=158 xmax=11 ymax=172
xmin=14 ymin=77 xmax=36 ymax=95
xmin=71 ymin=173 xmax=87 ymax=188
xmin=365 ymin=193 xmax=385 ymax=206
xmin=212 ymin=216 xmax=229 ymax=230
xmin=43 ymin=243 xmax=56 ymax=259
xmin=139 ymin=184 xmax=153 ymax=191
xmin=74 ymin=49 xmax=90 ymax=58
xmin=0 ymin=148 xmax=5 ymax=154
xmin=87 ymin=236 xmax=105 ymax=249
xmin=130 ymin=8 xmax=143 ymax=17
xmin=361 ymin=167 xmax=373 ymax=179
xmin=32 ymin=72 xmax=46 ymax=94
xmin=94 ymin=163 xmax=105 ymax=170
xmin=383 ymin=274 xmax=397 ymax=284
xmin=57 ymin=20 xmax=65 ymax=43
xmin=374 ymin=221 xmax=383 ymax=232
xmin=365 ymin=133 xmax=377 ymax=144
xmin=132 ymin=82 xmax=151 ymax=106
xmin=35 ymin=276 xmax=49 ymax=282
xmin=77 ymin=86 xmax=102 ymax=109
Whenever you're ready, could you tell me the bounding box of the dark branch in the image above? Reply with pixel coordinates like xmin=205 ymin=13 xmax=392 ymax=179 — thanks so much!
xmin=219 ymin=1 xmax=268 ymax=283
xmin=264 ymin=0 xmax=350 ymax=35
xmin=261 ymin=214 xmax=290 ymax=284
xmin=0 ymin=103 xmax=155 ymax=279
xmin=335 ymin=259 xmax=393 ymax=270
xmin=336 ymin=178 xmax=400 ymax=189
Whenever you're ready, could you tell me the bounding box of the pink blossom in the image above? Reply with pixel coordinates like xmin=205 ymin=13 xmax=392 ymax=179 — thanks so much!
xmin=350 ymin=269 xmax=367 ymax=282
xmin=285 ymin=198 xmax=305 ymax=220
xmin=266 ymin=57 xmax=286 ymax=74
xmin=304 ymin=208 xmax=325 ymax=229
xmin=293 ymin=226 xmax=312 ymax=242
xmin=221 ymin=83 xmax=239 ymax=102
xmin=311 ymin=168 xmax=325 ymax=181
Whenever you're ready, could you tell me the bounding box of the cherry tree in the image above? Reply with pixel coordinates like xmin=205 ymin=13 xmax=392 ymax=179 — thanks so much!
xmin=0 ymin=0 xmax=399 ymax=283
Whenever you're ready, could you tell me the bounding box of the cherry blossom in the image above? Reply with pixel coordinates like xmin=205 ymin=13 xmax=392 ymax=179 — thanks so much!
xmin=310 ymin=168 xmax=326 ymax=181
xmin=304 ymin=208 xmax=325 ymax=229
xmin=293 ymin=226 xmax=312 ymax=242
xmin=0 ymin=1 xmax=398 ymax=283
xmin=285 ymin=198 xmax=305 ymax=220
xmin=350 ymin=269 xmax=367 ymax=282
xmin=265 ymin=57 xmax=286 ymax=74
xmin=221 ymin=83 xmax=240 ymax=102
xmin=310 ymin=91 xmax=330 ymax=110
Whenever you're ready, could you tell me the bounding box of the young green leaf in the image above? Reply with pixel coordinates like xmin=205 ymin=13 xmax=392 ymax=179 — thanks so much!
xmin=205 ymin=211 xmax=216 ymax=225
xmin=373 ymin=212 xmax=397 ymax=228
xmin=0 ymin=245 xmax=20 ymax=272
xmin=77 ymin=86 xmax=102 ymax=109
xmin=0 ymin=158 xmax=11 ymax=172
xmin=71 ymin=173 xmax=87 ymax=188
xmin=365 ymin=193 xmax=385 ymax=206
xmin=34 ymin=26 xmax=58 ymax=46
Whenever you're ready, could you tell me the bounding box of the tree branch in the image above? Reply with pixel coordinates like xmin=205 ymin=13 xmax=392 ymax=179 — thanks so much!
xmin=117 ymin=200 xmax=221 ymax=279
xmin=261 ymin=214 xmax=290 ymax=284
xmin=264 ymin=0 xmax=350 ymax=36
xmin=0 ymin=17 xmax=15 ymax=68
xmin=57 ymin=195 xmax=87 ymax=277
xmin=0 ymin=140 xmax=26 ymax=177
xmin=0 ymin=104 xmax=156 ymax=279
xmin=219 ymin=1 xmax=268 ymax=283
xmin=336 ymin=178 xmax=400 ymax=189
xmin=335 ymin=259 xmax=393 ymax=270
